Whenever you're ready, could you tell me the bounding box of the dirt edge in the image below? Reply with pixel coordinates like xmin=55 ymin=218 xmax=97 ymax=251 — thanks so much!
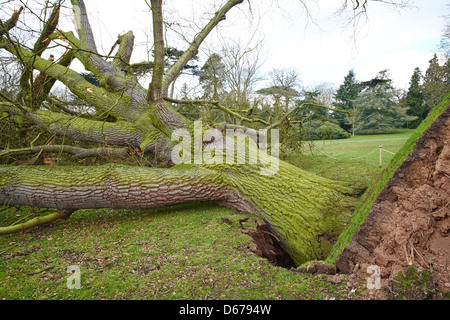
xmin=335 ymin=105 xmax=450 ymax=299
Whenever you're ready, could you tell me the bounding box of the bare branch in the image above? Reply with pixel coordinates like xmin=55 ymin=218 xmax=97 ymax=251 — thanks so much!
xmin=165 ymin=96 xmax=272 ymax=126
xmin=0 ymin=6 xmax=23 ymax=37
xmin=164 ymin=96 xmax=219 ymax=106
xmin=111 ymin=31 xmax=135 ymax=72
xmin=70 ymin=0 xmax=123 ymax=78
xmin=335 ymin=0 xmax=414 ymax=33
xmin=148 ymin=0 xmax=165 ymax=101
xmin=162 ymin=0 xmax=245 ymax=95
xmin=0 ymin=209 xmax=74 ymax=235
xmin=266 ymin=103 xmax=352 ymax=130
xmin=0 ymin=92 xmax=28 ymax=114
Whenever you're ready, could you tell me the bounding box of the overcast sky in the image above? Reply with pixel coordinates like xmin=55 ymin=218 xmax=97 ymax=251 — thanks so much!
xmin=60 ymin=0 xmax=449 ymax=93
xmin=257 ymin=0 xmax=449 ymax=90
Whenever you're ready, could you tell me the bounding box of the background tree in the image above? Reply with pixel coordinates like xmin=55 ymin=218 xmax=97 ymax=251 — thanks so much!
xmin=353 ymin=70 xmax=413 ymax=134
xmin=266 ymin=67 xmax=301 ymax=113
xmin=191 ymin=52 xmax=227 ymax=122
xmin=221 ymin=40 xmax=264 ymax=124
xmin=404 ymin=67 xmax=425 ymax=128
xmin=297 ymin=84 xmax=350 ymax=141
xmin=422 ymin=53 xmax=450 ymax=117
xmin=332 ymin=69 xmax=362 ymax=134
xmin=300 ymin=89 xmax=332 ymax=121
xmin=255 ymin=68 xmax=302 ymax=153
xmin=198 ymin=53 xmax=226 ymax=101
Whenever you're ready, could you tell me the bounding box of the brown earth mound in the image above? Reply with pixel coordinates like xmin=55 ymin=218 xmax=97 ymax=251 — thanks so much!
xmin=336 ymin=105 xmax=450 ymax=299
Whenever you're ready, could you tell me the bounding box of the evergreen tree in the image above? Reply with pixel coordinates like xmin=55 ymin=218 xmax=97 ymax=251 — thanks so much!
xmin=333 ymin=69 xmax=362 ymax=133
xmin=405 ymin=67 xmax=424 ymax=128
xmin=422 ymin=54 xmax=450 ymax=116
xmin=257 ymin=67 xmax=300 ymax=118
xmin=354 ymin=71 xmax=413 ymax=134
xmin=198 ymin=53 xmax=226 ymax=100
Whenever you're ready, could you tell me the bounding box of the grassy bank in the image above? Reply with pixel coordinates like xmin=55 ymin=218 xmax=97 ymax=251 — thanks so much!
xmin=326 ymin=93 xmax=450 ymax=264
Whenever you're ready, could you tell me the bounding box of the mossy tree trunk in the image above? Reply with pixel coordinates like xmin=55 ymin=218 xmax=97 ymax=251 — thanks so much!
xmin=0 ymin=0 xmax=359 ymax=265
xmin=0 ymin=160 xmax=359 ymax=265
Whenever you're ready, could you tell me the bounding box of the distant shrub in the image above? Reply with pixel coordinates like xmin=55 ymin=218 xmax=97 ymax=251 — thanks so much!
xmin=302 ymin=120 xmax=351 ymax=140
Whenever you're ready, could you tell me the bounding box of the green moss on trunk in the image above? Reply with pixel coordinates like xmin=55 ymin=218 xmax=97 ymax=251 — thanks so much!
xmin=219 ymin=160 xmax=359 ymax=265
xmin=0 ymin=159 xmax=360 ymax=265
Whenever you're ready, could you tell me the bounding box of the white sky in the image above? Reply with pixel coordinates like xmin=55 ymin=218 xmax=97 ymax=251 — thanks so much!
xmin=258 ymin=0 xmax=449 ymax=90
xmin=59 ymin=0 xmax=449 ymax=92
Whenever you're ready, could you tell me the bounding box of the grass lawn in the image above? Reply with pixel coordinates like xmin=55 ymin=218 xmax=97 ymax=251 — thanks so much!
xmin=0 ymin=130 xmax=416 ymax=300
xmin=0 ymin=204 xmax=359 ymax=300
xmin=286 ymin=129 xmax=414 ymax=187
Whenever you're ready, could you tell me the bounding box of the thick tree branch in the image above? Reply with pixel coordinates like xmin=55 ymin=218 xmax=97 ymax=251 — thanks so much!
xmin=0 ymin=164 xmax=254 ymax=212
xmin=0 ymin=6 xmax=23 ymax=37
xmin=0 ymin=99 xmax=174 ymax=164
xmin=138 ymin=1 xmax=190 ymax=136
xmin=27 ymin=109 xmax=144 ymax=148
xmin=148 ymin=0 xmax=165 ymax=102
xmin=0 ymin=160 xmax=360 ymax=265
xmin=70 ymin=0 xmax=123 ymax=78
xmin=1 ymin=41 xmax=147 ymax=121
xmin=111 ymin=31 xmax=135 ymax=72
xmin=71 ymin=0 xmax=98 ymax=53
xmin=22 ymin=108 xmax=174 ymax=163
xmin=0 ymin=145 xmax=129 ymax=159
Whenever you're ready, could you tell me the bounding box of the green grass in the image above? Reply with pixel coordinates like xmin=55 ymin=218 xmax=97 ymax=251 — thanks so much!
xmin=0 ymin=203 xmax=361 ymax=300
xmin=390 ymin=267 xmax=435 ymax=300
xmin=286 ymin=128 xmax=414 ymax=187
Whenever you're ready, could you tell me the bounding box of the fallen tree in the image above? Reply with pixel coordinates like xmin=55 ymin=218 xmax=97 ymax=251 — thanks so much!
xmin=0 ymin=0 xmax=369 ymax=266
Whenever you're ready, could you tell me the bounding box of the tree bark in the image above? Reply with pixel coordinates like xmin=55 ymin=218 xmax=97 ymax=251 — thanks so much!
xmin=0 ymin=159 xmax=359 ymax=265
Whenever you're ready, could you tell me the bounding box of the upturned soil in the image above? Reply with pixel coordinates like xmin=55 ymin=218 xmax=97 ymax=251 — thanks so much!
xmin=335 ymin=105 xmax=450 ymax=299
xmin=221 ymin=216 xmax=296 ymax=269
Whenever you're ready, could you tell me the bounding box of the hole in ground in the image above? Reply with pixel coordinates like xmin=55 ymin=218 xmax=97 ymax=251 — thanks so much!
xmin=247 ymin=221 xmax=296 ymax=269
